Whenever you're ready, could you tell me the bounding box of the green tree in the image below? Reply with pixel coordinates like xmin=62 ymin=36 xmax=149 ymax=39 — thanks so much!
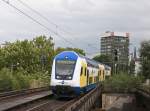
xmin=0 ymin=47 xmax=5 ymax=69
xmin=32 ymin=36 xmax=54 ymax=73
xmin=93 ymin=54 xmax=112 ymax=65
xmin=0 ymin=35 xmax=54 ymax=73
xmin=129 ymin=59 xmax=135 ymax=74
xmin=140 ymin=40 xmax=150 ymax=79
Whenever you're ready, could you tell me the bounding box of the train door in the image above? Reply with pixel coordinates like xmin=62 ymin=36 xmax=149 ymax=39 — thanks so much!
xmin=80 ymin=62 xmax=87 ymax=88
xmin=87 ymin=69 xmax=89 ymax=85
xmin=99 ymin=65 xmax=105 ymax=81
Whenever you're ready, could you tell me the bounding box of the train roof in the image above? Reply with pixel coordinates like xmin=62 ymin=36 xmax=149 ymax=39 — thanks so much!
xmin=55 ymin=51 xmax=111 ymax=68
xmin=55 ymin=51 xmax=78 ymax=61
xmin=79 ymin=53 xmax=111 ymax=69
xmin=78 ymin=53 xmax=102 ymax=68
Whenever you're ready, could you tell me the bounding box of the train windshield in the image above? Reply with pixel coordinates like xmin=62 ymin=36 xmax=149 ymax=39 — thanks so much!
xmin=56 ymin=60 xmax=76 ymax=76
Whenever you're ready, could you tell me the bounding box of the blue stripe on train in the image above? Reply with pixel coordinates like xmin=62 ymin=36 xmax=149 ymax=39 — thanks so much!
xmin=85 ymin=83 xmax=97 ymax=92
xmin=73 ymin=83 xmax=97 ymax=95
xmin=51 ymin=83 xmax=97 ymax=96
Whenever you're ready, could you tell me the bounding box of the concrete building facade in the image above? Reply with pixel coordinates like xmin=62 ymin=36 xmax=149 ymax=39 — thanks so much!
xmin=100 ymin=31 xmax=130 ymax=73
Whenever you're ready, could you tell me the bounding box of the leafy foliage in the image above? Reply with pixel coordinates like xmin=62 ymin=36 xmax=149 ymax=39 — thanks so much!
xmin=0 ymin=68 xmax=50 ymax=92
xmin=93 ymin=55 xmax=112 ymax=65
xmin=0 ymin=35 xmax=85 ymax=91
xmin=140 ymin=40 xmax=150 ymax=79
xmin=129 ymin=59 xmax=135 ymax=74
xmin=0 ymin=68 xmax=13 ymax=92
xmin=0 ymin=36 xmax=54 ymax=73
xmin=0 ymin=36 xmax=85 ymax=73
xmin=103 ymin=73 xmax=144 ymax=92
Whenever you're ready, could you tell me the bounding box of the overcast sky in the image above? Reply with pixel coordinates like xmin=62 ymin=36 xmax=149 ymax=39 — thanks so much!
xmin=0 ymin=0 xmax=150 ymax=56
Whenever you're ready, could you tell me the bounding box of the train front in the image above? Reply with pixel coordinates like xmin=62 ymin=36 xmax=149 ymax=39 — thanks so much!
xmin=50 ymin=51 xmax=80 ymax=97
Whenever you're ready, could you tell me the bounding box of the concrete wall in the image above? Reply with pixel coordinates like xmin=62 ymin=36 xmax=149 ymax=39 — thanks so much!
xmin=102 ymin=93 xmax=136 ymax=111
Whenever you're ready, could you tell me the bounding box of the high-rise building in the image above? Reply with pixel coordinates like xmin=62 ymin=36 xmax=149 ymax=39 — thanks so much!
xmin=100 ymin=31 xmax=130 ymax=73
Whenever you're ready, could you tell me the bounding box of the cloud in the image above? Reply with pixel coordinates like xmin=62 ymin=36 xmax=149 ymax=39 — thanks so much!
xmin=0 ymin=0 xmax=150 ymax=56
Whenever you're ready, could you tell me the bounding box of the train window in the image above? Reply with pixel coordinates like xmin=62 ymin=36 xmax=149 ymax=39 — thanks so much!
xmin=55 ymin=60 xmax=75 ymax=78
xmin=87 ymin=69 xmax=89 ymax=75
xmin=81 ymin=67 xmax=83 ymax=75
xmin=85 ymin=67 xmax=87 ymax=76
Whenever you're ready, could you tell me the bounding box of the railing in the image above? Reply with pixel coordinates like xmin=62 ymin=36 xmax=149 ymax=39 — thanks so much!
xmin=56 ymin=84 xmax=102 ymax=111
xmin=138 ymin=85 xmax=150 ymax=94
xmin=133 ymin=88 xmax=150 ymax=111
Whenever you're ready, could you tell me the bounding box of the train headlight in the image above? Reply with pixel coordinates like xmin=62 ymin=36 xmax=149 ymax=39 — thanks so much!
xmin=66 ymin=76 xmax=71 ymax=79
xmin=56 ymin=76 xmax=60 ymax=79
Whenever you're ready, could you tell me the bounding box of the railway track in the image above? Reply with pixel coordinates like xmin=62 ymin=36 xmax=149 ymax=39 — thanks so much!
xmin=0 ymin=87 xmax=51 ymax=111
xmin=0 ymin=84 xmax=102 ymax=111
xmin=0 ymin=86 xmax=83 ymax=111
xmin=0 ymin=87 xmax=50 ymax=101
xmin=20 ymin=97 xmax=77 ymax=111
xmin=2 ymin=92 xmax=82 ymax=111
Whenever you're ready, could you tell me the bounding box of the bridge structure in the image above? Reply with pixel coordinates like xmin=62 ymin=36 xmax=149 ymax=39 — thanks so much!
xmin=0 ymin=84 xmax=150 ymax=111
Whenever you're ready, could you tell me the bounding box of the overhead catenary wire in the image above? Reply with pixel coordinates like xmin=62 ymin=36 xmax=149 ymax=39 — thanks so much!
xmin=1 ymin=0 xmax=78 ymax=47
xmin=16 ymin=0 xmax=100 ymax=51
xmin=17 ymin=0 xmax=73 ymax=35
xmin=2 ymin=0 xmax=100 ymax=54
xmin=17 ymin=0 xmax=57 ymax=27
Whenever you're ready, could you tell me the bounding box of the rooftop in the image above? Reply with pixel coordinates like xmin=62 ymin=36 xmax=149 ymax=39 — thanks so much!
xmin=101 ymin=31 xmax=130 ymax=37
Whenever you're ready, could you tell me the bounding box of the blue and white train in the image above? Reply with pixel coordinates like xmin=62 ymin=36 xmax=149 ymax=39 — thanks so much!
xmin=50 ymin=51 xmax=111 ymax=97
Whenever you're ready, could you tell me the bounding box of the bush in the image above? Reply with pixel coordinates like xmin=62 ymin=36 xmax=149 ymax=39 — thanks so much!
xmin=13 ymin=72 xmax=30 ymax=90
xmin=0 ymin=68 xmax=50 ymax=92
xmin=103 ymin=73 xmax=144 ymax=92
xmin=30 ymin=72 xmax=50 ymax=88
xmin=0 ymin=68 xmax=13 ymax=92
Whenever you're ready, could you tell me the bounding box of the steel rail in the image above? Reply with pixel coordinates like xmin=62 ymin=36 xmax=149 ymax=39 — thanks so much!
xmin=0 ymin=87 xmax=50 ymax=101
xmin=25 ymin=99 xmax=73 ymax=111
